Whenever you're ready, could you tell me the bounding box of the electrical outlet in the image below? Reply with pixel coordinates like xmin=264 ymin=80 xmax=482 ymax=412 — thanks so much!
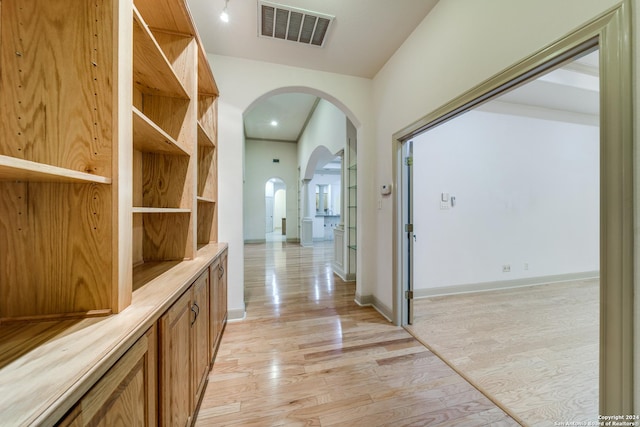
xmin=502 ymin=265 xmax=511 ymax=273
xmin=440 ymin=201 xmax=449 ymax=210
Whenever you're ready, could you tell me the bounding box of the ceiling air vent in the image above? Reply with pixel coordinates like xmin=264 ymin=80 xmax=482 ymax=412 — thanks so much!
xmin=259 ymin=1 xmax=334 ymax=47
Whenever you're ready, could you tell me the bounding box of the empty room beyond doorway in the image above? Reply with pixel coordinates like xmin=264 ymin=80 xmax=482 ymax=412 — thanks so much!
xmin=405 ymin=49 xmax=600 ymax=425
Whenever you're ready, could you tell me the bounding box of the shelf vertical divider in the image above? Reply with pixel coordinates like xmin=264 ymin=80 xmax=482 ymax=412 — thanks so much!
xmin=115 ymin=0 xmax=134 ymax=313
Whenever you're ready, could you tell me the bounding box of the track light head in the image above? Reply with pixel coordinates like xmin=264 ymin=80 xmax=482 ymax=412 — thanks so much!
xmin=220 ymin=0 xmax=230 ymax=22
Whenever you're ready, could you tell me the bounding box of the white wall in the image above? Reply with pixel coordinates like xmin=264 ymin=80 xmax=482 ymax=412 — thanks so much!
xmin=217 ymin=100 xmax=245 ymax=319
xmin=413 ymin=110 xmax=599 ymax=290
xmin=244 ymin=139 xmax=298 ymax=242
xmin=211 ymin=54 xmax=374 ymax=319
xmin=371 ymin=0 xmax=621 ymax=314
xmin=299 ymin=100 xmax=347 ymax=178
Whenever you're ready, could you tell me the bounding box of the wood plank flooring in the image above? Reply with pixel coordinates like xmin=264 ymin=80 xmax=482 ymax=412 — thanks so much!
xmin=195 ymin=242 xmax=518 ymax=426
xmin=406 ymin=279 xmax=599 ymax=427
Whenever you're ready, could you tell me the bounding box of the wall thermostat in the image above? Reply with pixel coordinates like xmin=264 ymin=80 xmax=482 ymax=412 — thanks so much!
xmin=380 ymin=184 xmax=392 ymax=195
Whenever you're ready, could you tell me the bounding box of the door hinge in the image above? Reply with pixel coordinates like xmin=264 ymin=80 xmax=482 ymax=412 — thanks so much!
xmin=405 ymin=290 xmax=414 ymax=300
xmin=405 ymin=224 xmax=413 ymax=232
xmin=405 ymin=157 xmax=413 ymax=166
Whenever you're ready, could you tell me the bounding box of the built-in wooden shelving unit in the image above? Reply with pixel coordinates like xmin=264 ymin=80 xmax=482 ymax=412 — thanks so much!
xmin=0 ymin=0 xmax=118 ymax=322
xmin=196 ymin=60 xmax=219 ymax=249
xmin=0 ymin=2 xmax=227 ymax=425
xmin=0 ymin=0 xmax=220 ymax=323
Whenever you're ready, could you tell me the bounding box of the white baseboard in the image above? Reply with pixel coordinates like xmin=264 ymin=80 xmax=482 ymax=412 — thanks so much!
xmin=227 ymin=305 xmax=246 ymax=321
xmin=414 ymin=271 xmax=600 ymax=299
xmin=355 ymin=293 xmax=393 ymax=322
xmin=332 ymin=263 xmax=347 ymax=281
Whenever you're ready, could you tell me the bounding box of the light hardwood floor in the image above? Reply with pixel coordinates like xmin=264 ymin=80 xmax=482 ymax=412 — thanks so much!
xmin=406 ymin=279 xmax=599 ymax=427
xmin=195 ymin=242 xmax=518 ymax=426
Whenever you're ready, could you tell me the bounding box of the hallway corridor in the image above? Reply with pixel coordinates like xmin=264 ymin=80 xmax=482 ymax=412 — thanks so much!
xmin=195 ymin=242 xmax=518 ymax=426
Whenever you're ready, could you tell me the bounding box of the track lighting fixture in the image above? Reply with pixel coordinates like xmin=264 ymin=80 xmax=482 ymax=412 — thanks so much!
xmin=220 ymin=0 xmax=230 ymax=22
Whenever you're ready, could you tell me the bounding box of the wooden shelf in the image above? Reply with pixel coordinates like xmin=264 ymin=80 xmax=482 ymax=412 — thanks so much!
xmin=133 ymin=207 xmax=191 ymax=214
xmin=197 ymin=122 xmax=216 ymax=148
xmin=136 ymin=0 xmax=219 ymax=96
xmin=132 ymin=260 xmax=182 ymax=292
xmin=133 ymin=107 xmax=189 ymax=155
xmin=133 ymin=7 xmax=189 ymax=99
xmin=135 ymin=0 xmax=195 ymax=36
xmin=197 ymin=47 xmax=219 ymax=97
xmin=197 ymin=197 xmax=216 ymax=204
xmin=0 ymin=155 xmax=112 ymax=184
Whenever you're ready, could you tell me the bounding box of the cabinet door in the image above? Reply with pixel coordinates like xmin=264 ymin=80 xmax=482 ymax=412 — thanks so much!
xmin=209 ymin=258 xmax=220 ymax=362
xmin=219 ymin=252 xmax=228 ymax=330
xmin=191 ymin=270 xmax=210 ymax=406
xmin=159 ymin=290 xmax=192 ymax=427
xmin=58 ymin=326 xmax=157 ymax=427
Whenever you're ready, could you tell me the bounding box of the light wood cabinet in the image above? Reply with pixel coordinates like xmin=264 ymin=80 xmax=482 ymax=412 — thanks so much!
xmin=159 ymin=270 xmax=210 ymax=427
xmin=210 ymin=249 xmax=228 ymax=362
xmin=191 ymin=270 xmax=210 ymax=406
xmin=159 ymin=290 xmax=192 ymax=427
xmin=0 ymin=0 xmax=219 ymax=324
xmin=58 ymin=326 xmax=158 ymax=427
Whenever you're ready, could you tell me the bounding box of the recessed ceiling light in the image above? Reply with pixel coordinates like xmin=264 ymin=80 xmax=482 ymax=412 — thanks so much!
xmin=270 ymin=120 xmax=278 ymax=126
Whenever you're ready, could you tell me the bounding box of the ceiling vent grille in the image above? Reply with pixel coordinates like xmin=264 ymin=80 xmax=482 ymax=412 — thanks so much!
xmin=259 ymin=1 xmax=334 ymax=47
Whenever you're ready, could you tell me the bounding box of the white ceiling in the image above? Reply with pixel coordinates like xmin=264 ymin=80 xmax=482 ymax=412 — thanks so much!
xmin=186 ymin=0 xmax=600 ymax=146
xmin=494 ymin=50 xmax=599 ymax=117
xmin=244 ymin=93 xmax=318 ymax=142
xmin=186 ymin=0 xmax=439 ymax=78
xmin=243 ymin=51 xmax=600 ymax=144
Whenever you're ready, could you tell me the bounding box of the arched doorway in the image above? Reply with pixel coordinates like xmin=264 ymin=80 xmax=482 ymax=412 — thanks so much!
xmin=244 ymin=88 xmax=358 ymax=282
xmin=265 ymin=178 xmax=286 ymax=242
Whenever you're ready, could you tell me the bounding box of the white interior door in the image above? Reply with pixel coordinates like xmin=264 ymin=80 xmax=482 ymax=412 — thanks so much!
xmin=265 ymin=195 xmax=274 ymax=233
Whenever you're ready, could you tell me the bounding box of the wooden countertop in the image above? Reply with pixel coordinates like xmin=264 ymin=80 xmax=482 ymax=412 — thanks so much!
xmin=0 ymin=243 xmax=228 ymax=427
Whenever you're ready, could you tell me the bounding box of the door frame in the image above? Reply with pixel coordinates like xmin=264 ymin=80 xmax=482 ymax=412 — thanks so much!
xmin=391 ymin=1 xmax=633 ymax=415
xmin=401 ymin=140 xmax=414 ymax=325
